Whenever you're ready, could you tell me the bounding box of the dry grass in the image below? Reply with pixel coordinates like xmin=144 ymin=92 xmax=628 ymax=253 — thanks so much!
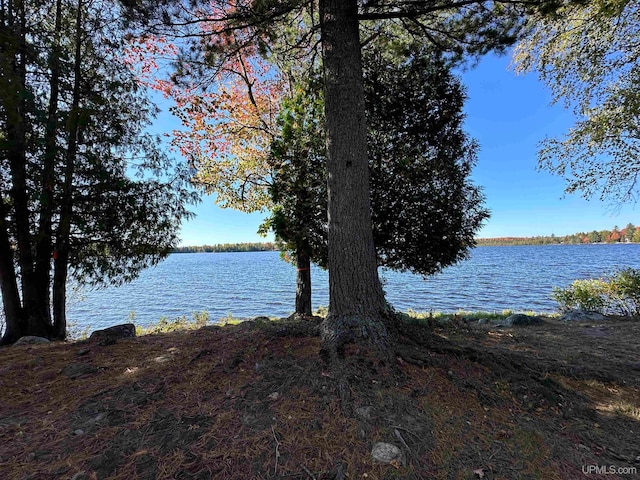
xmin=1 ymin=316 xmax=639 ymax=479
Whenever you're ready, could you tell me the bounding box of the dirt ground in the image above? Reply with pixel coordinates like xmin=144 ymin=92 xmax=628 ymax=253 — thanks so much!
xmin=1 ymin=315 xmax=639 ymax=479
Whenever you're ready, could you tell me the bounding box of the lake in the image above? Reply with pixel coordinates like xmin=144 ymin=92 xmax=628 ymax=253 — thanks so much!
xmin=66 ymin=244 xmax=640 ymax=332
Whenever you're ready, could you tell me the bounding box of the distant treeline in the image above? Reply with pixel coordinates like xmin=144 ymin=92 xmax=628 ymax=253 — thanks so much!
xmin=172 ymin=242 xmax=279 ymax=253
xmin=175 ymin=224 xmax=640 ymax=251
xmin=477 ymin=223 xmax=640 ymax=246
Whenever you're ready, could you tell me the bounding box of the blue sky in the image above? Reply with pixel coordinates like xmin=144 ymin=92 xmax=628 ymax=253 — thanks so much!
xmin=157 ymin=52 xmax=638 ymax=246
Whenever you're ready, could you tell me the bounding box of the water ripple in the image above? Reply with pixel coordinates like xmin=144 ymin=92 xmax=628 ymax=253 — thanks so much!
xmin=67 ymin=244 xmax=640 ymax=330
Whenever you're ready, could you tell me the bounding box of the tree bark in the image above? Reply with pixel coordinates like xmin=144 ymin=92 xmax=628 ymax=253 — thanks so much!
xmin=34 ymin=0 xmax=63 ymax=325
xmin=2 ymin=0 xmax=50 ymax=339
xmin=0 ymin=1 xmax=28 ymax=344
xmin=318 ymin=0 xmax=390 ymax=355
xmin=0 ymin=201 xmax=24 ymax=345
xmin=295 ymin=248 xmax=312 ymax=316
xmin=53 ymin=0 xmax=83 ymax=340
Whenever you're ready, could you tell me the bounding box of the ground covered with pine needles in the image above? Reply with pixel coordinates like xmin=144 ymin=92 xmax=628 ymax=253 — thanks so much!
xmin=1 ymin=315 xmax=639 ymax=479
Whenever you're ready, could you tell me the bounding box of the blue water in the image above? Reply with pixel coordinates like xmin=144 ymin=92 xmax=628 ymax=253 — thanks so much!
xmin=67 ymin=244 xmax=640 ymax=331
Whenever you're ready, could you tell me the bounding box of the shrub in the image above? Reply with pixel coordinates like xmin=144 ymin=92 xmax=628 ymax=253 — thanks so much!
xmin=137 ymin=311 xmax=211 ymax=335
xmin=607 ymin=268 xmax=640 ymax=316
xmin=552 ymin=279 xmax=608 ymax=313
xmin=552 ymin=268 xmax=640 ymax=316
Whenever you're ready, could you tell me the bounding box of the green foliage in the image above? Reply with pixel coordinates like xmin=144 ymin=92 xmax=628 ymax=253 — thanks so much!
xmin=552 ymin=268 xmax=640 ymax=316
xmin=365 ymin=43 xmax=489 ymax=276
xmin=406 ymin=309 xmax=524 ymax=325
xmin=172 ymin=242 xmax=278 ymax=253
xmin=552 ymin=280 xmax=609 ymax=313
xmin=313 ymin=305 xmax=328 ymax=318
xmin=606 ymin=268 xmax=640 ymax=316
xmin=263 ymin=43 xmax=489 ymax=277
xmin=514 ymin=0 xmax=640 ymax=203
xmin=218 ymin=313 xmax=244 ymax=325
xmin=66 ymin=321 xmax=92 ymax=341
xmin=0 ymin=0 xmax=196 ymax=343
xmin=262 ymin=77 xmax=328 ymax=268
xmin=477 ymin=223 xmax=639 ymax=245
xmin=136 ymin=311 xmax=211 ymax=335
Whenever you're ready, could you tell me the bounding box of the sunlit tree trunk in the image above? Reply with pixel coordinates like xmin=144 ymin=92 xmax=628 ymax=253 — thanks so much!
xmin=319 ymin=0 xmax=390 ymax=355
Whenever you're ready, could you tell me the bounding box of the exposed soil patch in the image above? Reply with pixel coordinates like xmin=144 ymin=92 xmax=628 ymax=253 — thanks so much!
xmin=1 ymin=316 xmax=639 ymax=479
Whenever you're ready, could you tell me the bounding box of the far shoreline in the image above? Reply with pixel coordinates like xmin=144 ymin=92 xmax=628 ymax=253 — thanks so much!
xmin=172 ymin=241 xmax=639 ymax=254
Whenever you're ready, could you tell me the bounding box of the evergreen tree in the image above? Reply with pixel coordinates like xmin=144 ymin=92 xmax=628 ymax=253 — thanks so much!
xmin=141 ymin=0 xmax=553 ymax=354
xmin=265 ymin=44 xmax=488 ymax=315
xmin=0 ymin=0 xmax=195 ymax=344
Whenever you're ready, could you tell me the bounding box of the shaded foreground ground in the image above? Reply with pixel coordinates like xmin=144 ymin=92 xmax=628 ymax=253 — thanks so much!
xmin=1 ymin=316 xmax=639 ymax=479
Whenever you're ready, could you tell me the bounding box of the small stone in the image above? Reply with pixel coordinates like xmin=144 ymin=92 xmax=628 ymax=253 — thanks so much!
xmin=154 ymin=355 xmax=171 ymax=363
xmin=268 ymin=392 xmax=280 ymax=401
xmin=371 ymin=442 xmax=405 ymax=465
xmin=73 ymin=429 xmax=84 ymax=436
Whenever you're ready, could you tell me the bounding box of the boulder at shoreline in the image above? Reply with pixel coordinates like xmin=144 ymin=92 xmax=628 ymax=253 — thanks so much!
xmin=89 ymin=323 xmax=136 ymax=345
xmin=560 ymin=310 xmax=608 ymax=322
xmin=503 ymin=314 xmax=545 ymax=327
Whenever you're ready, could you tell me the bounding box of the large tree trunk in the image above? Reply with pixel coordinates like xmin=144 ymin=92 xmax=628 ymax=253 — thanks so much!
xmin=295 ymin=247 xmax=312 ymax=316
xmin=318 ymin=0 xmax=391 ymax=355
xmin=2 ymin=0 xmax=50 ymax=339
xmin=0 ymin=3 xmax=27 ymax=344
xmin=34 ymin=0 xmax=63 ymax=325
xmin=52 ymin=0 xmax=83 ymax=340
xmin=0 ymin=202 xmax=25 ymax=345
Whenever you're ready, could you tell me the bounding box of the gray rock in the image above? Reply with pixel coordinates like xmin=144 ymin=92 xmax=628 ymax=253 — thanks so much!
xmin=371 ymin=442 xmax=405 ymax=465
xmin=89 ymin=323 xmax=136 ymax=344
xmin=560 ymin=310 xmax=608 ymax=322
xmin=14 ymin=336 xmax=50 ymax=346
xmin=503 ymin=314 xmax=545 ymax=327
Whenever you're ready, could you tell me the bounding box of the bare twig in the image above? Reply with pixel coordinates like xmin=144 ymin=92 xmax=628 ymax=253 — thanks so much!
xmin=394 ymin=428 xmax=411 ymax=454
xmin=391 ymin=425 xmax=422 ymax=443
xmin=300 ymin=463 xmax=317 ymax=480
xmin=271 ymin=426 xmax=281 ymax=475
xmin=488 ymin=447 xmax=501 ymax=460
